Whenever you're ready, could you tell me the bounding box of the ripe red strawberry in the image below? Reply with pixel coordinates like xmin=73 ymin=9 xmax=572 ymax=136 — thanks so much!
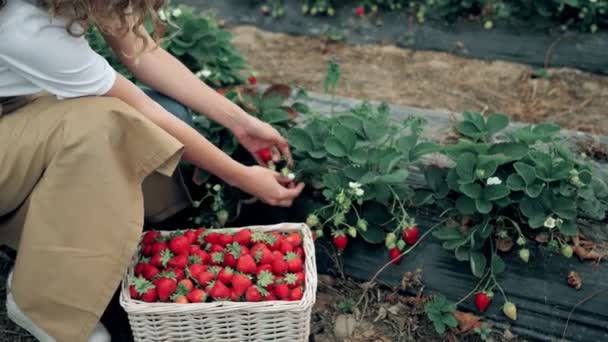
xmin=134 ymin=259 xmax=150 ymax=276
xmin=187 ymin=264 xmax=207 ymax=279
xmin=151 ymin=242 xmax=168 ymax=256
xmin=232 ymin=274 xmax=253 ymax=297
xmin=294 ymin=272 xmax=305 ymax=286
xmin=274 ymin=283 xmax=290 ymax=300
xmin=251 ymin=242 xmax=267 ymax=256
xmin=402 ymin=226 xmax=420 ymax=245
xmin=245 ymin=285 xmax=266 ymax=302
xmin=234 ymin=229 xmax=253 ymax=246
xmin=195 ymin=250 xmax=210 ymax=264
xmin=255 ymin=247 xmax=274 ymax=266
xmin=129 ymin=285 xmax=140 ymax=299
xmin=174 ymin=296 xmax=189 ymax=304
xmin=218 ymin=233 xmax=234 ymax=246
xmin=141 ymin=287 xmax=158 ymax=303
xmin=265 ymin=292 xmax=277 ymax=301
xmin=168 ymin=254 xmax=189 ymax=269
xmin=169 ymin=268 xmax=185 ymax=281
xmin=203 ymin=232 xmax=221 ymax=245
xmin=189 ymin=245 xmax=201 ymax=255
xmin=269 ymin=232 xmax=283 ymax=250
xmin=389 ymin=248 xmax=402 ymax=265
xmin=294 ymin=247 xmax=305 ymax=258
xmin=474 ymin=292 xmax=492 ymax=312
xmin=197 ymin=271 xmax=215 ymax=287
xmin=184 ymin=230 xmax=197 ymax=245
xmin=280 ymin=241 xmax=294 ymax=254
xmin=247 ymin=76 xmax=257 ymax=85
xmin=156 ymin=278 xmax=177 ymax=302
xmin=282 ymin=273 xmax=298 ymax=289
xmin=151 ymin=249 xmax=173 ymax=269
xmin=129 ymin=277 xmax=155 ymax=300
xmin=218 ymin=268 xmax=235 ymax=285
xmin=208 ymin=281 xmax=231 ymax=300
xmin=290 ymin=287 xmax=304 ymax=301
xmin=143 ymin=231 xmax=161 ymax=245
xmin=285 ymin=232 xmax=302 ymax=247
xmin=178 ymin=279 xmax=194 ymax=292
xmin=187 ymin=289 xmax=207 ymax=303
xmin=210 ymin=252 xmax=224 ymax=266
xmin=142 ymin=264 xmax=159 ymax=280
xmin=210 ymin=244 xmax=225 ymax=253
xmin=285 ymin=252 xmax=303 ymax=273
xmin=256 ymin=264 xmax=273 ymax=276
xmin=257 ymin=149 xmax=272 ymax=163
xmin=169 ymin=235 xmax=190 ymax=255
xmin=272 ymin=251 xmax=285 ymax=263
xmin=224 ymin=243 xmax=242 ymax=268
xmin=332 ymin=233 xmax=348 ymax=251
xmin=355 ymin=6 xmax=364 ymax=17
xmin=241 ymin=246 xmax=250 ymax=255
xmin=141 ymin=245 xmax=153 ymax=256
xmin=272 ymin=257 xmax=289 ymax=275
xmin=236 ymin=254 xmax=257 ymax=274
xmin=230 ymin=290 xmax=242 ymax=301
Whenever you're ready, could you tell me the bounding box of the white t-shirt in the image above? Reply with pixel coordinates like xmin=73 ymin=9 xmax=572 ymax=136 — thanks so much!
xmin=0 ymin=0 xmax=116 ymax=99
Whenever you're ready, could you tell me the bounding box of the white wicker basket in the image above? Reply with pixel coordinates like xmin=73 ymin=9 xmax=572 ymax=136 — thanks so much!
xmin=120 ymin=223 xmax=317 ymax=342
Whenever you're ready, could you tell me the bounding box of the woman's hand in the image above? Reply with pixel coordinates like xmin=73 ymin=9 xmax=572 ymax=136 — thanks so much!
xmin=234 ymin=166 xmax=305 ymax=207
xmin=234 ymin=115 xmax=293 ymax=166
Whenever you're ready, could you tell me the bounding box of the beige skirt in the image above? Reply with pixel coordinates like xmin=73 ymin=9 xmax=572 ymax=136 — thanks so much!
xmin=0 ymin=94 xmax=191 ymax=341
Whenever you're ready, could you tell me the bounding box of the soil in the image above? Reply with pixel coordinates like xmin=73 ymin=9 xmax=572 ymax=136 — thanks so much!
xmin=230 ymin=26 xmax=608 ymax=136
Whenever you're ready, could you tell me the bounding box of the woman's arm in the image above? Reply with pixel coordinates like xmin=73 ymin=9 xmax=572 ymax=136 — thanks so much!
xmin=105 ymin=73 xmax=304 ymax=207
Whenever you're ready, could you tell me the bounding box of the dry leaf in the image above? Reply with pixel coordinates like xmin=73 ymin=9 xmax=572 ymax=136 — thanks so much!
xmin=574 ymin=246 xmax=604 ymax=261
xmin=496 ymin=238 xmax=514 ymax=252
xmin=503 ymin=329 xmax=515 ymax=340
xmin=373 ymin=306 xmax=388 ymax=322
xmin=535 ymin=233 xmax=550 ymax=244
xmin=453 ymin=311 xmax=482 ymax=333
xmin=567 ymin=271 xmax=583 ymax=290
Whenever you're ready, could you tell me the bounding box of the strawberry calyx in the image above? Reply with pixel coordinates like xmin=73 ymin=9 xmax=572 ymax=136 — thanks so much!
xmin=257 ymin=270 xmax=275 ymax=288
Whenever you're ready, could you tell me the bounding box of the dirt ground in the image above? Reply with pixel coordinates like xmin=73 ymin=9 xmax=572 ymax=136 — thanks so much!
xmin=230 ymin=26 xmax=608 ymax=136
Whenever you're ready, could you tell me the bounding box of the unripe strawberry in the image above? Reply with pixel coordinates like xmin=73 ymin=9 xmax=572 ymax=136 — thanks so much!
xmin=519 ymin=248 xmax=530 ymax=263
xmin=503 ymin=301 xmax=517 ymax=320
xmin=306 ymin=214 xmax=319 ymax=227
xmin=357 ymin=219 xmax=368 ymax=232
xmin=385 ymin=233 xmax=397 ymax=248
xmin=347 ymin=226 xmax=357 ymax=238
xmin=216 ymin=210 xmax=229 ymax=226
xmin=516 ymin=236 xmax=526 ymax=246
xmin=561 ymin=245 xmax=573 ymax=258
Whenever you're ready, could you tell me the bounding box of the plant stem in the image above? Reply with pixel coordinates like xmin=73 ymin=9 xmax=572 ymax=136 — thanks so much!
xmin=455 ymin=269 xmax=491 ymax=305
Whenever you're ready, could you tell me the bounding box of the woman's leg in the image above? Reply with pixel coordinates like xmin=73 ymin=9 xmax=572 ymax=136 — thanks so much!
xmin=0 ymin=95 xmax=184 ymax=341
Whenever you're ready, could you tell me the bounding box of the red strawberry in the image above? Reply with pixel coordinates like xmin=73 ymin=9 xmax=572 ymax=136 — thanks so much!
xmin=257 ymin=149 xmax=272 ymax=163
xmin=236 ymin=254 xmax=257 ymax=274
xmin=187 ymin=264 xmax=207 ymax=279
xmin=294 ymin=247 xmax=305 ymax=258
xmin=170 ymin=268 xmax=185 ymax=281
xmin=294 ymin=272 xmax=305 ymax=286
xmin=184 ymin=230 xmax=197 ymax=245
xmin=241 ymin=246 xmax=250 ymax=255
xmin=156 ymin=278 xmax=177 ymax=302
xmin=234 ymin=229 xmax=253 ymax=246
xmin=208 ymin=281 xmax=231 ymax=300
xmin=355 ymin=6 xmax=364 ymax=17
xmin=197 ymin=271 xmax=215 ymax=287
xmin=142 ymin=264 xmax=159 ymax=280
xmin=178 ymin=278 xmax=194 ymax=292
xmin=285 ymin=252 xmax=303 ymax=273
xmin=143 ymin=231 xmax=161 ymax=245
xmin=151 ymin=242 xmax=168 ymax=256
xmin=402 ymin=226 xmax=420 ymax=245
xmin=232 ymin=274 xmax=253 ymax=297
xmin=187 ymin=289 xmax=207 ymax=303
xmin=195 ymin=250 xmax=211 ymax=264
xmin=203 ymin=232 xmax=221 ymax=245
xmin=151 ymin=249 xmax=173 ymax=269
xmin=272 ymin=257 xmax=289 ymax=275
xmin=141 ymin=287 xmax=158 ymax=303
xmin=218 ymin=233 xmax=234 ymax=246
xmin=210 ymin=252 xmax=224 ymax=266
xmin=210 ymin=244 xmax=225 ymax=253
xmin=247 ymin=76 xmax=257 ymax=85
xmin=269 ymin=232 xmax=283 ymax=250
xmin=389 ymin=248 xmax=402 ymax=265
xmin=290 ymin=287 xmax=304 ymax=301
xmin=255 ymin=247 xmax=274 ymax=265
xmin=218 ymin=268 xmax=235 ymax=285
xmin=129 ymin=276 xmax=155 ymax=300
xmin=129 ymin=285 xmax=140 ymax=299
xmin=189 ymin=245 xmax=201 ymax=255
xmin=272 ymin=251 xmax=285 ymax=263
xmin=332 ymin=233 xmax=348 ymax=251
xmin=245 ymin=286 xmax=266 ymax=302
xmin=224 ymin=242 xmax=242 ymax=268
xmin=174 ymin=296 xmax=189 ymax=304
xmin=256 ymin=264 xmax=273 ymax=276
xmin=474 ymin=292 xmax=492 ymax=312
xmin=141 ymin=245 xmax=153 ymax=256
xmin=230 ymin=290 xmax=242 ymax=301
xmin=194 ymin=228 xmax=206 ymax=240
xmin=169 ymin=236 xmax=190 ymax=255
xmin=280 ymin=241 xmax=294 ymax=255
xmin=251 ymin=242 xmax=267 ymax=256
xmin=274 ymin=283 xmax=290 ymax=300
xmin=285 ymin=232 xmax=302 ymax=247
xmin=134 ymin=259 xmax=149 ymax=276
xmin=265 ymin=292 xmax=277 ymax=301
xmin=168 ymin=254 xmax=189 ymax=269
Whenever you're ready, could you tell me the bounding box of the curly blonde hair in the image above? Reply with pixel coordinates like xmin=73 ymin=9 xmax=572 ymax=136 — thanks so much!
xmin=1 ymin=0 xmax=167 ymax=53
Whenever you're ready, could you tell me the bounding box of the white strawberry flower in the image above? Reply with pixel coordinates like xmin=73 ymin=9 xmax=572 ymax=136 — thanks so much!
xmin=212 ymin=184 xmax=221 ymax=192
xmin=486 ymin=177 xmax=502 ymax=185
xmin=196 ymin=69 xmax=212 ymax=78
xmin=348 ymin=182 xmax=362 ymax=189
xmin=355 ymin=188 xmax=364 ymax=197
xmin=172 ymin=8 xmax=183 ymax=17
xmin=158 ymin=9 xmax=167 ymax=21
xmin=544 ymin=216 xmax=556 ymax=229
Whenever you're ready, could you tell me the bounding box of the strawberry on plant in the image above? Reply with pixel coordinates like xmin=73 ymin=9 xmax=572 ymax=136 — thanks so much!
xmin=218 ymin=268 xmax=235 ymax=285
xmin=306 ymin=214 xmax=319 ymax=227
xmin=156 ymin=277 xmax=177 ymax=302
xmin=168 ymin=254 xmax=189 ymax=269
xmin=143 ymin=231 xmax=161 ymax=245
xmin=245 ymin=285 xmax=267 ymax=302
xmin=232 ymin=274 xmax=253 ymax=297
xmin=234 ymin=228 xmax=253 ymax=246
xmin=216 ymin=210 xmax=229 ymax=226
xmin=290 ymin=287 xmax=304 ymax=301
xmin=236 ymin=254 xmax=257 ymax=274
xmin=208 ymin=281 xmax=231 ymax=300
xmin=285 ymin=232 xmax=303 ymax=247
xmin=403 ymin=226 xmax=420 ymax=245
xmin=247 ymin=76 xmax=257 ymax=85
xmin=169 ymin=235 xmax=190 ymax=255
xmin=285 ymin=252 xmax=303 ymax=273
xmin=503 ymin=302 xmax=517 ymax=320
xmin=355 ymin=6 xmax=364 ymax=17
xmin=357 ymin=219 xmax=368 ymax=232
xmin=274 ymin=283 xmax=290 ymax=300
xmin=332 ymin=232 xmax=348 ymax=251
xmin=187 ymin=288 xmax=207 ymax=303
xmin=389 ymin=248 xmax=402 ymax=265
xmin=561 ymin=245 xmax=573 ymax=258
xmin=474 ymin=292 xmax=492 ymax=312
xmin=519 ymin=248 xmax=530 ymax=263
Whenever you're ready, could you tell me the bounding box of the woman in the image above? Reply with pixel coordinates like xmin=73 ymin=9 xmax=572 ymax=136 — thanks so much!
xmin=0 ymin=0 xmax=304 ymax=341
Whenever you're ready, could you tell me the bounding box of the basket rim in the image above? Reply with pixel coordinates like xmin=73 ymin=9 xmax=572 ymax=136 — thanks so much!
xmin=119 ymin=222 xmax=317 ymax=315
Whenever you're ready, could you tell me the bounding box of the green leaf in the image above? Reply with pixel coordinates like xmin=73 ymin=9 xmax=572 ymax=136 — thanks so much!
xmin=396 ymin=135 xmax=418 ymax=155
xmin=456 ymin=153 xmax=477 ymax=182
xmin=443 ymin=239 xmax=466 ymax=250
xmin=495 ymin=196 xmax=512 ymax=208
xmin=348 ymin=148 xmax=368 ymax=164
xmin=307 ymin=150 xmax=326 ymax=159
xmin=455 ymin=246 xmax=470 ymax=261
xmin=412 ymin=190 xmax=434 ymax=206
xmin=433 ymin=321 xmax=446 ymax=335
xmin=322 ymin=174 xmax=343 ymax=190
xmin=488 ymin=142 xmax=529 ymax=162
xmin=551 ymin=197 xmax=577 ymax=220
xmin=324 ymin=138 xmax=348 ymax=157
xmin=532 ymin=123 xmax=560 ymax=138
xmin=476 ymin=156 xmax=499 ymax=179
xmin=460 ymin=183 xmax=482 ymax=199
xmin=520 ymin=197 xmax=546 ymax=218
xmin=475 ymin=198 xmax=493 ymax=214
xmin=425 ymin=166 xmax=447 ymax=193
xmin=340 ymin=116 xmax=363 ymax=133
xmin=507 ymin=174 xmax=526 ymax=191
xmin=463 ymin=111 xmax=486 ymax=131
xmin=410 ymin=142 xmax=439 ymax=161
xmin=343 ymin=166 xmax=368 ymax=181
xmin=292 ymin=102 xmax=310 ymax=114
xmin=559 ymin=220 xmax=577 ymax=236
xmin=483 ymin=185 xmax=510 ymax=201
xmin=378 ymin=169 xmax=409 ymax=184
xmin=287 ymin=128 xmax=314 ymax=151
xmin=263 ymin=109 xmax=290 ymax=124
xmin=363 ymin=120 xmax=385 ymax=141
xmin=470 ymin=252 xmax=487 ymax=278
xmin=579 ymin=170 xmax=593 ymax=185
xmin=359 ymin=223 xmax=385 ymax=244
xmin=433 ymin=228 xmax=464 ymax=240
xmin=443 ymin=314 xmax=459 ymax=328
xmin=528 ymin=214 xmax=546 ymax=228
xmin=457 ymin=121 xmax=484 ymax=139
xmin=332 ymin=125 xmax=357 ymax=152
xmin=359 ymin=172 xmax=380 ymax=185
xmin=379 ymin=151 xmax=402 ymax=173
xmin=456 ymin=196 xmax=477 ymax=215
xmin=485 ymin=113 xmax=509 ymax=135
xmin=514 ymin=162 xmax=537 ymax=185
xmin=525 ymin=181 xmax=545 ymax=198
xmin=491 ymin=255 xmax=506 ymax=275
